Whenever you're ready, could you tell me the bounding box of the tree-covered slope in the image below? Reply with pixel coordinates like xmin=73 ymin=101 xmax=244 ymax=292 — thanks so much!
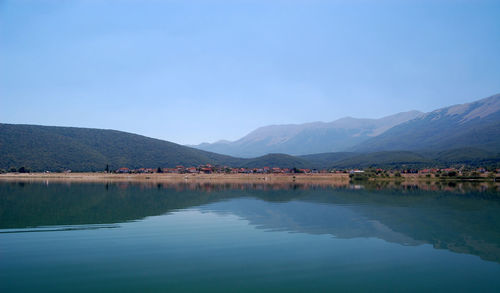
xmin=1 ymin=124 xmax=498 ymax=171
xmin=0 ymin=124 xmax=328 ymax=171
xmin=301 ymin=148 xmax=500 ymax=169
xmin=0 ymin=124 xmax=242 ymax=171
xmin=240 ymin=154 xmax=309 ymax=169
xmin=299 ymin=152 xmax=358 ymax=169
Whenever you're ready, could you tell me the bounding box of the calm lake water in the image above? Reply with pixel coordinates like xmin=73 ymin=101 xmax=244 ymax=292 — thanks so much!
xmin=1 ymin=180 xmax=500 ymax=292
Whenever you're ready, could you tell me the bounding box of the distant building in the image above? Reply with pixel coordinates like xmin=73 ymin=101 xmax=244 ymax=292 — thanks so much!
xmin=419 ymin=168 xmax=438 ymax=174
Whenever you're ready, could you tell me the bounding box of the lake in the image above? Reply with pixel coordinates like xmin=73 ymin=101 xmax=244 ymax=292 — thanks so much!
xmin=1 ymin=180 xmax=500 ymax=292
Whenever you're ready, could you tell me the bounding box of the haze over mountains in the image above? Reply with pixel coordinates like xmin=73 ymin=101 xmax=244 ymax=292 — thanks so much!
xmin=355 ymin=93 xmax=500 ymax=152
xmin=0 ymin=94 xmax=499 ymax=172
xmin=193 ymin=111 xmax=423 ymax=157
xmin=193 ymin=94 xmax=500 ymax=157
xmin=0 ymin=124 xmax=311 ymax=171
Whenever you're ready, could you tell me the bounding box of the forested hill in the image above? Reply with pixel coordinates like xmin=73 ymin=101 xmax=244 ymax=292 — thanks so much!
xmin=1 ymin=123 xmax=498 ymax=172
xmin=0 ymin=124 xmax=315 ymax=171
xmin=0 ymin=124 xmax=242 ymax=171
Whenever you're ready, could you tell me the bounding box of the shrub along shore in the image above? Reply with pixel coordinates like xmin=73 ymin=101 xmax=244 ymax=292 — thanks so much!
xmin=0 ymin=171 xmax=497 ymax=183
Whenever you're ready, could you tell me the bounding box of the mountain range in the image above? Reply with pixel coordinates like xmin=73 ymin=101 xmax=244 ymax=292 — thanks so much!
xmin=0 ymin=94 xmax=499 ymax=171
xmin=0 ymin=124 xmax=315 ymax=171
xmin=193 ymin=94 xmax=500 ymax=157
xmin=354 ymin=93 xmax=500 ymax=152
xmin=192 ymin=111 xmax=423 ymax=157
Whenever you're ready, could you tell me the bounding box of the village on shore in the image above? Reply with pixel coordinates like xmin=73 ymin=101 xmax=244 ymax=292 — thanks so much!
xmin=3 ymin=164 xmax=498 ymax=180
xmin=112 ymin=164 xmax=499 ymax=178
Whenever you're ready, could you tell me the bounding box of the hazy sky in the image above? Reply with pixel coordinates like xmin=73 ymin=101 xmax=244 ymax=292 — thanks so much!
xmin=1 ymin=0 xmax=500 ymax=144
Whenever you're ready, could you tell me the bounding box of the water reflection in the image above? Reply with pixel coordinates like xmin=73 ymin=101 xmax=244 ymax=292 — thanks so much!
xmin=3 ymin=178 xmax=499 ymax=193
xmin=1 ymin=180 xmax=500 ymax=263
xmin=0 ymin=224 xmax=120 ymax=234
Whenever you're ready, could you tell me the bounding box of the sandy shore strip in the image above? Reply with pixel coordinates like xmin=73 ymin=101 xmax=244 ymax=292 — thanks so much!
xmin=0 ymin=172 xmax=350 ymax=184
xmin=2 ymin=173 xmax=498 ymax=192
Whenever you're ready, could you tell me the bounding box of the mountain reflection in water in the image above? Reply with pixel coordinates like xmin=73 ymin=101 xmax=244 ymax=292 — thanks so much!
xmin=1 ymin=180 xmax=500 ymax=263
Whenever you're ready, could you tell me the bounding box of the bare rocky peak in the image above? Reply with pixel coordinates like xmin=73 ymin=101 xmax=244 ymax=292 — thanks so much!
xmin=213 ymin=139 xmax=231 ymax=144
xmin=191 ymin=93 xmax=500 ymax=156
xmin=328 ymin=111 xmax=423 ymax=136
xmin=462 ymin=94 xmax=500 ymax=122
xmin=237 ymin=122 xmax=323 ymax=144
xmin=423 ymin=94 xmax=500 ymax=122
xmin=353 ymin=93 xmax=500 ymax=153
xmin=236 ymin=110 xmax=423 ymax=145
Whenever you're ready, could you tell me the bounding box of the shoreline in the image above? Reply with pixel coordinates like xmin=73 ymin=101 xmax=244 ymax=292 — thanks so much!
xmin=0 ymin=172 xmax=496 ymax=183
xmin=0 ymin=172 xmax=351 ymax=184
xmin=1 ymin=173 xmax=498 ymax=192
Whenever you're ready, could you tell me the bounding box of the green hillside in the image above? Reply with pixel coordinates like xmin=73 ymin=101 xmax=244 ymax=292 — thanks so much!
xmin=331 ymin=151 xmax=433 ymax=169
xmin=301 ymin=148 xmax=500 ymax=169
xmin=299 ymin=152 xmax=357 ymax=169
xmin=240 ymin=154 xmax=309 ymax=169
xmin=0 ymin=124 xmax=316 ymax=171
xmin=301 ymin=151 xmax=432 ymax=169
xmin=0 ymin=124 xmax=241 ymax=171
xmin=1 ymin=124 xmax=498 ymax=171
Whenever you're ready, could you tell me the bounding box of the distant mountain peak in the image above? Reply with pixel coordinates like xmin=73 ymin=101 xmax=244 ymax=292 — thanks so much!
xmin=461 ymin=93 xmax=500 ymax=122
xmin=411 ymin=94 xmax=500 ymax=125
xmin=213 ymin=139 xmax=231 ymax=144
xmin=192 ymin=93 xmax=500 ymax=157
xmin=353 ymin=93 xmax=500 ymax=152
xmin=192 ymin=110 xmax=423 ymax=157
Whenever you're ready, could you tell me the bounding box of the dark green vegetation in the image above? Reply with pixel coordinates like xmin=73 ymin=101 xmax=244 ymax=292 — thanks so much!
xmin=0 ymin=124 xmax=309 ymax=172
xmin=300 ymin=148 xmax=500 ymax=170
xmin=239 ymin=153 xmax=309 ymax=169
xmin=1 ymin=123 xmax=499 ymax=171
xmin=0 ymin=123 xmax=242 ymax=171
xmin=2 ymin=95 xmax=500 ymax=171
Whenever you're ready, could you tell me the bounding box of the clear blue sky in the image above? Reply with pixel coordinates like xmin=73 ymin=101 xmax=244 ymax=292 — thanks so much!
xmin=1 ymin=0 xmax=499 ymax=144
